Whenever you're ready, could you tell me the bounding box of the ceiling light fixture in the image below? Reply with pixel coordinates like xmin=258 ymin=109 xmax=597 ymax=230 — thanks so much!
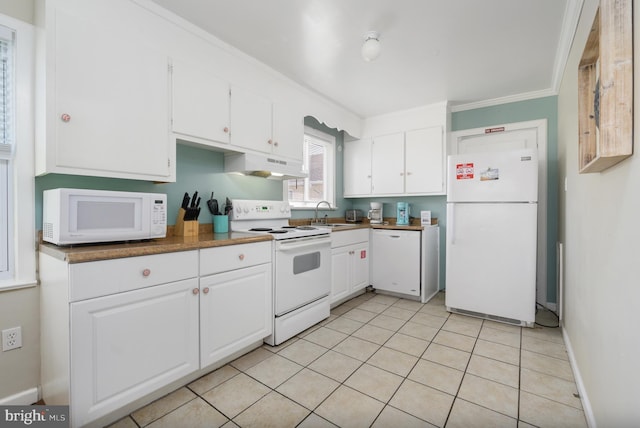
xmin=361 ymin=31 xmax=381 ymax=62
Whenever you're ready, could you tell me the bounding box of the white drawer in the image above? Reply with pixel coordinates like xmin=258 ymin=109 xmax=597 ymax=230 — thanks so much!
xmin=331 ymin=228 xmax=369 ymax=248
xmin=70 ymin=251 xmax=199 ymax=302
xmin=200 ymin=241 xmax=272 ymax=276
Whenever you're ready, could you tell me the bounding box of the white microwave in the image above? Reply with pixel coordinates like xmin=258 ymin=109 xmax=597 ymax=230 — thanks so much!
xmin=43 ymin=188 xmax=167 ymax=245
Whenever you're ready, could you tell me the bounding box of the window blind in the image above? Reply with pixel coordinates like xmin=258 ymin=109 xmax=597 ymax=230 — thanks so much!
xmin=0 ymin=33 xmax=13 ymax=155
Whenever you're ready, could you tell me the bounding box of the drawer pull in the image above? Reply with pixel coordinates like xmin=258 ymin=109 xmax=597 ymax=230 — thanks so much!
xmin=202 ymin=287 xmax=210 ymax=294
xmin=192 ymin=288 xmax=199 ymax=295
xmin=238 ymin=254 xmax=245 ymax=261
xmin=142 ymin=269 xmax=151 ymax=277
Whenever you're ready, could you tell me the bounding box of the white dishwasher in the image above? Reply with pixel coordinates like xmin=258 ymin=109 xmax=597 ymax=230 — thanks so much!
xmin=371 ymin=229 xmax=421 ymax=297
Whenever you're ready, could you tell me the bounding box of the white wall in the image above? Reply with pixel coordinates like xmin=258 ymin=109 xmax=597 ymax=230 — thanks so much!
xmin=0 ymin=0 xmax=33 ymax=24
xmin=0 ymin=0 xmax=39 ymax=404
xmin=557 ymin=0 xmax=640 ymax=425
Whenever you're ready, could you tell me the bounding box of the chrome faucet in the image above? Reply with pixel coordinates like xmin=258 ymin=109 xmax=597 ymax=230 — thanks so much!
xmin=314 ymin=201 xmax=332 ymax=224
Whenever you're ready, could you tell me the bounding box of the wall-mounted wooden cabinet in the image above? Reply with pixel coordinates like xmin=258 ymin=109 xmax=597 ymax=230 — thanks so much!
xmin=578 ymin=0 xmax=633 ymax=173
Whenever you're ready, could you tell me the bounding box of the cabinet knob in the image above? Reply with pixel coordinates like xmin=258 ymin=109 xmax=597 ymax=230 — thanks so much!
xmin=238 ymin=254 xmax=245 ymax=261
xmin=142 ymin=268 xmax=151 ymax=277
xmin=400 ymin=172 xmax=404 ymax=176
xmin=192 ymin=288 xmax=199 ymax=295
xmin=267 ymin=139 xmax=273 ymax=145
xmin=407 ymin=172 xmax=413 ymax=176
xmin=202 ymin=287 xmax=210 ymax=294
xmin=60 ymin=113 xmax=71 ymax=123
xmin=223 ymin=127 xmax=229 ymax=133
xmin=273 ymin=141 xmax=278 ymax=147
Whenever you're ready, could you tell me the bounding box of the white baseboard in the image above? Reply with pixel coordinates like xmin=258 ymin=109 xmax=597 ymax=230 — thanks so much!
xmin=0 ymin=387 xmax=40 ymax=405
xmin=562 ymin=327 xmax=596 ymax=428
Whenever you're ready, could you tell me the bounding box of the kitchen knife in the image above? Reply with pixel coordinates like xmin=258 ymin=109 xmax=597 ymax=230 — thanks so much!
xmin=190 ymin=191 xmax=198 ymax=208
xmin=181 ymin=192 xmax=190 ymax=210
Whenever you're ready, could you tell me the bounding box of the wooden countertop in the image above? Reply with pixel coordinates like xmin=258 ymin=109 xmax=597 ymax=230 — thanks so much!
xmin=39 ymin=232 xmax=273 ymax=264
xmin=40 ymin=217 xmax=438 ymax=264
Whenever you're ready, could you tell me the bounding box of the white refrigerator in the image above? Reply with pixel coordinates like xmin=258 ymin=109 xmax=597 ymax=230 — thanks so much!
xmin=445 ymin=148 xmax=538 ymax=326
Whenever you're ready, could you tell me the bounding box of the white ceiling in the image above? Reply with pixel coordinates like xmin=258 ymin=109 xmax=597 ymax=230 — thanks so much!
xmin=149 ymin=0 xmax=581 ymax=118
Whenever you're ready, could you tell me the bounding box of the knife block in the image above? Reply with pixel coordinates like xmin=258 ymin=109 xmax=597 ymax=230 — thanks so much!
xmin=175 ymin=208 xmax=199 ymax=237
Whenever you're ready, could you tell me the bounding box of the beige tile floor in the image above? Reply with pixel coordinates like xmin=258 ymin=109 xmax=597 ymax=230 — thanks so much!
xmin=109 ymin=291 xmax=587 ymax=428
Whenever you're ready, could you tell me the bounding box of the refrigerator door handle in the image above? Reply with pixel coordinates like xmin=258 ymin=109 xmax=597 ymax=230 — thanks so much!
xmin=449 ymin=204 xmax=455 ymax=245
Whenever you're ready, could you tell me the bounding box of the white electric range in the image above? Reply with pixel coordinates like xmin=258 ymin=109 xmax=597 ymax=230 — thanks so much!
xmin=230 ymin=200 xmax=332 ymax=345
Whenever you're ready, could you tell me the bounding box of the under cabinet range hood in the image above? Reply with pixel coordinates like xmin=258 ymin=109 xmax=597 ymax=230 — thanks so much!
xmin=224 ymin=152 xmax=307 ymax=180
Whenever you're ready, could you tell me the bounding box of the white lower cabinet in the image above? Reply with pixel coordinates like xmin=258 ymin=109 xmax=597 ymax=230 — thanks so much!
xmin=330 ymin=229 xmax=370 ymax=305
xmin=40 ymin=242 xmax=273 ymax=427
xmin=70 ymin=278 xmax=200 ymax=427
xmin=199 ymin=262 xmax=272 ymax=367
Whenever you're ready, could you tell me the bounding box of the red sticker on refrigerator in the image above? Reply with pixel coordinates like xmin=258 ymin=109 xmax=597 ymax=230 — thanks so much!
xmin=456 ymin=163 xmax=474 ymax=179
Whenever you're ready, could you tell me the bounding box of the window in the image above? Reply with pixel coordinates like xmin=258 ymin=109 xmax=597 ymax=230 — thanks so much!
xmin=0 ymin=25 xmax=14 ymax=279
xmin=0 ymin=15 xmax=36 ymax=289
xmin=286 ymin=126 xmax=335 ymax=208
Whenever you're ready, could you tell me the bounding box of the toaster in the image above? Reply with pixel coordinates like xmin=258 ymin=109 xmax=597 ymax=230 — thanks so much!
xmin=345 ymin=209 xmax=364 ymax=223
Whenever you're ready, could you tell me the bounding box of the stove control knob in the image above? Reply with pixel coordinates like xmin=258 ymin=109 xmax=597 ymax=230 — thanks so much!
xmin=235 ymin=205 xmax=242 ymax=214
xmin=243 ymin=207 xmax=249 ymax=213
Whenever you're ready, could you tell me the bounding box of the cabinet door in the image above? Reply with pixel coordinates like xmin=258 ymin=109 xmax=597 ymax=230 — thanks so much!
xmin=330 ymin=247 xmax=351 ymax=304
xmin=343 ymin=139 xmax=372 ymax=196
xmin=372 ymin=133 xmax=405 ymax=195
xmin=200 ymin=263 xmax=272 ymax=368
xmin=70 ymin=279 xmax=199 ymax=427
xmin=350 ymin=242 xmax=370 ymax=292
xmin=171 ymin=60 xmax=230 ymax=144
xmin=272 ymin=102 xmax=303 ymax=161
xmin=54 ymin=9 xmax=172 ymax=180
xmin=229 ymin=85 xmax=273 ymax=153
xmin=405 ymin=127 xmax=444 ymax=194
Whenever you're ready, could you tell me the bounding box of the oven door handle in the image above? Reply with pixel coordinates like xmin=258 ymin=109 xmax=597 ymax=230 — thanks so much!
xmin=276 ymin=236 xmax=332 ymax=252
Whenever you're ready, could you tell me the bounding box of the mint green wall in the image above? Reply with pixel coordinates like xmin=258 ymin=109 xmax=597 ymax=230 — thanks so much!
xmin=452 ymin=96 xmax=559 ymax=304
xmin=34 ymin=144 xmax=282 ymax=228
xmin=34 ymin=117 xmax=345 ymax=229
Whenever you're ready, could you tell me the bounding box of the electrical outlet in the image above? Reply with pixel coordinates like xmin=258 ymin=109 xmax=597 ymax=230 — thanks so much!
xmin=2 ymin=326 xmax=22 ymax=351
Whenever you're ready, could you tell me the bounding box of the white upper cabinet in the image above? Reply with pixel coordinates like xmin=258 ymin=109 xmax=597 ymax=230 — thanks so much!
xmin=171 ymin=60 xmax=230 ymax=145
xmin=344 ymin=102 xmax=449 ymax=197
xmin=272 ymin=102 xmax=304 ymax=161
xmin=230 ymin=85 xmax=303 ymax=161
xmin=343 ymin=138 xmax=373 ymax=196
xmin=36 ymin=5 xmax=174 ymax=182
xmin=371 ymin=133 xmax=405 ymax=195
xmin=344 ymin=126 xmax=445 ymax=197
xmin=405 ymin=126 xmax=445 ymax=194
xmin=230 ymin=85 xmax=274 ymax=153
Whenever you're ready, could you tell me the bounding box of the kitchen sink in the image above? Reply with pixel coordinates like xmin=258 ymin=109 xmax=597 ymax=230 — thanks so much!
xmin=313 ymin=223 xmax=354 ymax=228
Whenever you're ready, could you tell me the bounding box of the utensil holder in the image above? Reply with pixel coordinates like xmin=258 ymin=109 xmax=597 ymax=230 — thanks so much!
xmin=175 ymin=208 xmax=199 ymax=237
xmin=213 ymin=215 xmax=228 ymax=234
